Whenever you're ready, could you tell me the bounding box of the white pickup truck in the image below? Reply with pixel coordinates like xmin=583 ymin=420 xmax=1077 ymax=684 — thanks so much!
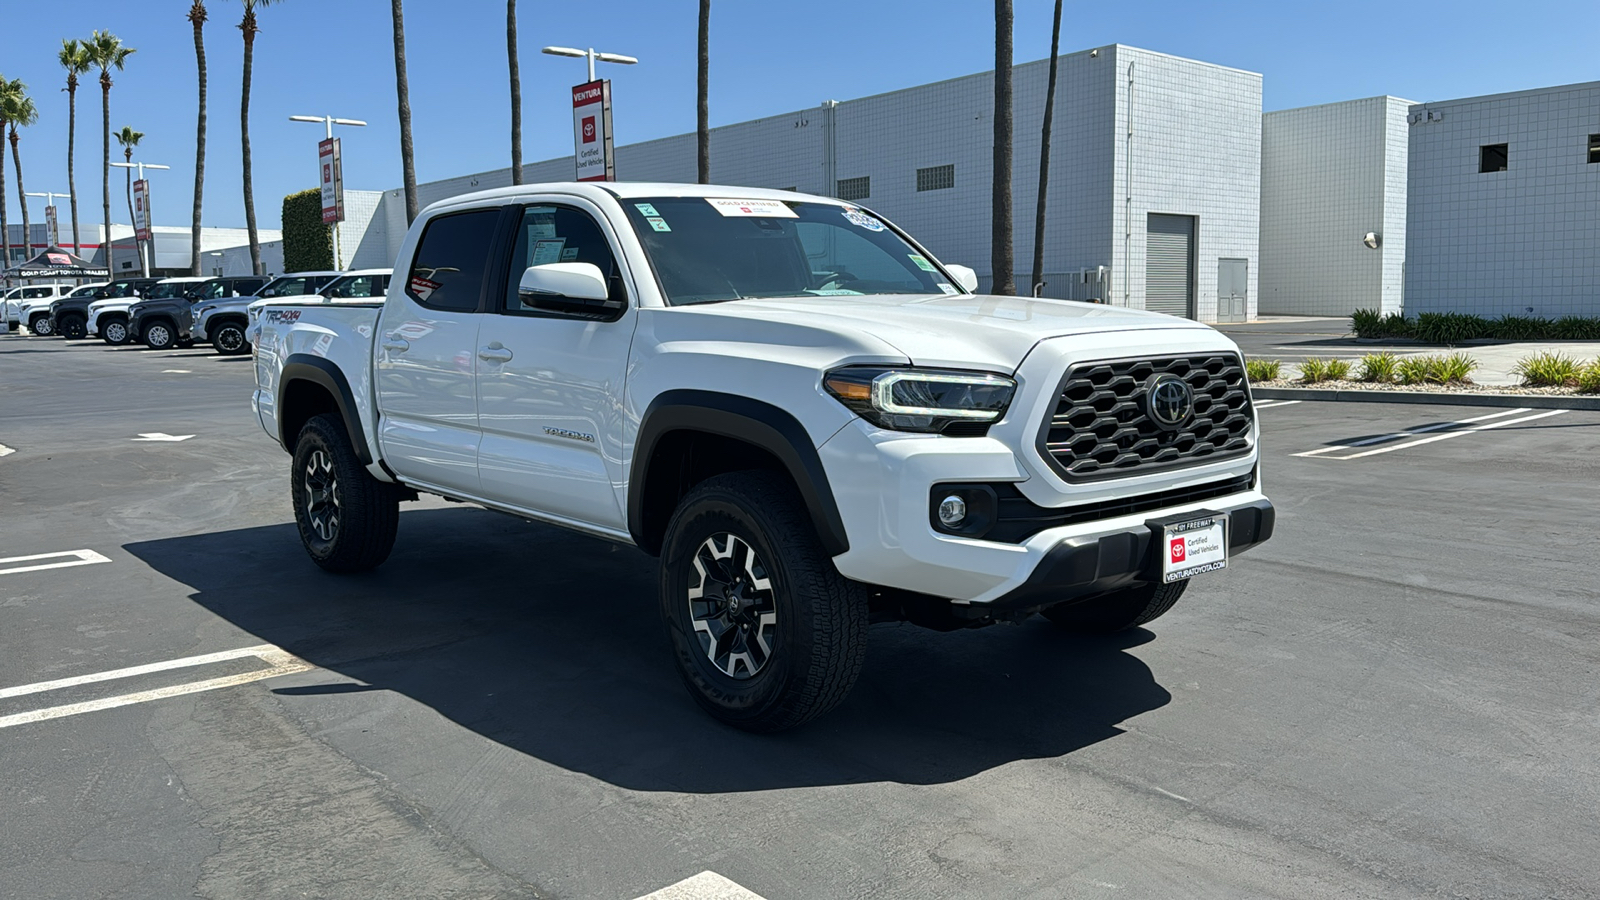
xmin=252 ymin=182 xmax=1274 ymax=731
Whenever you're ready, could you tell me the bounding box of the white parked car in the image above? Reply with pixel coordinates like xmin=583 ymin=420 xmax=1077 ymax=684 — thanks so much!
xmin=5 ymin=283 xmax=83 ymax=334
xmin=251 ymin=183 xmax=1274 ymax=732
xmin=88 ymin=276 xmax=209 ymax=345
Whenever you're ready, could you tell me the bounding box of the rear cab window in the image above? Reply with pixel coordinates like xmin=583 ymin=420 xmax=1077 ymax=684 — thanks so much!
xmin=406 ymin=210 xmax=502 ymax=311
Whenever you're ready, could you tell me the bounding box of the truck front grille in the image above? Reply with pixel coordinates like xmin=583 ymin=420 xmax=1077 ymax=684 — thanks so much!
xmin=1040 ymin=354 xmax=1253 ymax=480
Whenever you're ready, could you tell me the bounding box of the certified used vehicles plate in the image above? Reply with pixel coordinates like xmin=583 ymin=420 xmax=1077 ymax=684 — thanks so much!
xmin=1162 ymin=514 xmax=1228 ymax=583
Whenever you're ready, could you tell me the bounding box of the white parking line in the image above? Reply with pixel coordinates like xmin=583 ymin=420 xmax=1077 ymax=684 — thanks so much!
xmin=1298 ymin=409 xmax=1568 ymax=461
xmin=0 ymin=644 xmax=312 ymax=730
xmin=0 ymin=442 xmax=14 ymax=457
xmin=0 ymin=549 xmax=112 ymax=577
xmin=1293 ymin=408 xmax=1528 ymax=458
xmin=1253 ymin=400 xmax=1302 ymax=410
xmin=632 ymin=871 xmax=768 ymax=900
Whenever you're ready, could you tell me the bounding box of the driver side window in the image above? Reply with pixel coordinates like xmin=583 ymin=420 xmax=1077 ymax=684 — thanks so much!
xmin=502 ymin=204 xmax=625 ymax=314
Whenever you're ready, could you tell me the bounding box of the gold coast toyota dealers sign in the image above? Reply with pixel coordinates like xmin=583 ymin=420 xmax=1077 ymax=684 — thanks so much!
xmin=571 ymin=79 xmax=615 ymax=182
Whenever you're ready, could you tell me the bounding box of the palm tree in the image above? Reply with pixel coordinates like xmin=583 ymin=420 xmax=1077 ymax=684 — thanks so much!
xmin=696 ymin=0 xmax=710 ymax=183
xmin=189 ymin=2 xmax=209 ymax=275
xmin=390 ymin=0 xmax=418 ymax=223
xmin=59 ymin=39 xmax=93 ymax=257
xmin=1030 ymin=0 xmax=1063 ymax=297
xmin=3 ymin=81 xmax=39 ymax=259
xmin=507 ymin=0 xmax=522 ymax=185
xmin=87 ymin=31 xmax=135 ymax=273
xmin=0 ymin=76 xmax=13 ymax=269
xmin=116 ymin=126 xmax=143 ymax=254
xmin=990 ymin=0 xmax=1015 ymax=296
xmin=239 ymin=1 xmax=274 ymax=275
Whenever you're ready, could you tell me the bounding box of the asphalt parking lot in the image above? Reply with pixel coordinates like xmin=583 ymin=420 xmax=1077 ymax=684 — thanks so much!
xmin=3 ymin=334 xmax=1598 ymax=899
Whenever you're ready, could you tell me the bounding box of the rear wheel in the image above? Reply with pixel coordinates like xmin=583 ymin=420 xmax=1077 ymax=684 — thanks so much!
xmin=58 ymin=315 xmax=86 ymax=340
xmin=102 ymin=319 xmax=129 ymax=345
xmin=28 ymin=314 xmax=53 ymax=336
xmin=659 ymin=471 xmax=868 ymax=732
xmin=143 ymin=321 xmax=175 ymax=350
xmin=1041 ymin=580 xmax=1189 ymax=634
xmin=212 ymin=321 xmax=248 ymax=355
xmin=291 ymin=413 xmax=400 ymax=573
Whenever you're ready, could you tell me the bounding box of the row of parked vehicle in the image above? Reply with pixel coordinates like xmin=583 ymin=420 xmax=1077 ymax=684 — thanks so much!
xmin=2 ymin=269 xmax=392 ymax=355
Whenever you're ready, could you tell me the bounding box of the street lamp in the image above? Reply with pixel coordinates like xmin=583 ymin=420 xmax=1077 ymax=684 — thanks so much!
xmin=540 ymin=45 xmax=638 ymax=83
xmin=290 ymin=115 xmax=366 ymax=269
xmin=209 ymin=250 xmax=224 ymax=277
xmin=110 ymin=161 xmax=171 ymax=277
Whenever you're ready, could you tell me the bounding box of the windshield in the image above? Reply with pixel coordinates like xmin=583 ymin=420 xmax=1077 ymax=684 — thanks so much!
xmin=258 ymin=274 xmax=336 ymax=298
xmin=620 ymin=197 xmax=963 ymax=305
xmin=68 ymin=284 xmax=102 ymax=297
xmin=148 ymin=281 xmax=200 ymax=300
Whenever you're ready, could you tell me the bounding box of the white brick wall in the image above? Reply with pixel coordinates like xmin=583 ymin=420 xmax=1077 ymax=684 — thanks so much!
xmin=1259 ymin=96 xmax=1411 ymax=317
xmin=1405 ymin=81 xmax=1600 ymax=318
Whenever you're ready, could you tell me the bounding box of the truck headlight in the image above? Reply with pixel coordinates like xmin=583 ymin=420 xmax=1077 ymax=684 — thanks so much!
xmin=823 ymin=366 xmax=1015 ymax=434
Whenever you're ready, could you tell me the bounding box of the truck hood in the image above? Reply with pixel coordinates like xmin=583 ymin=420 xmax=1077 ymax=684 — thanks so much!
xmin=682 ymin=293 xmax=1211 ymax=371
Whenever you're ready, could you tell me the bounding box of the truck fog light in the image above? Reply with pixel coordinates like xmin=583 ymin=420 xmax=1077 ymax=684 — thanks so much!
xmin=937 ymin=494 xmax=967 ymax=527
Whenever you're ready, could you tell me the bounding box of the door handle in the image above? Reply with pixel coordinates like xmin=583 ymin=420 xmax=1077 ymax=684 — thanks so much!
xmin=381 ymin=336 xmax=410 ymax=353
xmin=478 ymin=343 xmax=514 ymax=364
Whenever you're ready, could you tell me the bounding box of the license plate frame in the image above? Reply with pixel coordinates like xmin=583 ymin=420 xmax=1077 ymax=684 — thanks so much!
xmin=1158 ymin=513 xmax=1229 ymax=583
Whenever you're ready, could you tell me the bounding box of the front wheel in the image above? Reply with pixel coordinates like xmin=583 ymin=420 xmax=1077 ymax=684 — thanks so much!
xmin=212 ymin=321 xmax=248 ymax=355
xmin=29 ymin=314 xmax=53 ymax=336
xmin=142 ymin=321 xmax=176 ymax=350
xmin=1042 ymin=580 xmax=1189 ymax=634
xmin=659 ymin=471 xmax=868 ymax=732
xmin=291 ymin=413 xmax=400 ymax=573
xmin=102 ymin=319 xmax=130 ymax=345
xmin=58 ymin=315 xmax=86 ymax=340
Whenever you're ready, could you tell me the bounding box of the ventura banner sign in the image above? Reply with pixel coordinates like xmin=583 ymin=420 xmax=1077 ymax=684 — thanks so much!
xmin=319 ymin=137 xmax=345 ymax=224
xmin=571 ymin=79 xmax=615 ymax=182
xmin=132 ymin=180 xmax=151 ymax=242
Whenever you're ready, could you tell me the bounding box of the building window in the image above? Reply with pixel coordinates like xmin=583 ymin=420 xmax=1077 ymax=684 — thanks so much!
xmin=836 ymin=176 xmax=870 ymax=201
xmin=1589 ymin=134 xmax=1600 ymax=164
xmin=1480 ymin=143 xmax=1508 ymax=173
xmin=916 ymin=164 xmax=955 ymax=192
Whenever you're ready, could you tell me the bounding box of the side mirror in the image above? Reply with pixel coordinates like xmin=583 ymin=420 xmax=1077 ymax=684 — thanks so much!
xmin=945 ymin=264 xmax=980 ymax=293
xmin=517 ymin=263 xmax=620 ymax=316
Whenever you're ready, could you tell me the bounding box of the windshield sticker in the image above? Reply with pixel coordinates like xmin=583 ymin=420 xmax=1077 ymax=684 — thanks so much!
xmin=634 ymin=203 xmax=660 ymax=217
xmin=804 ymin=288 xmax=865 ymax=296
xmin=647 ymin=217 xmax=672 ymax=232
xmin=531 ymin=238 xmax=567 ymax=266
xmin=908 ymin=254 xmax=937 ymax=273
xmin=560 ymin=247 xmax=581 ymax=261
xmin=842 ymin=210 xmax=886 ymax=232
xmin=937 ymin=283 xmax=960 ymax=295
xmin=706 ymin=198 xmax=798 ymax=218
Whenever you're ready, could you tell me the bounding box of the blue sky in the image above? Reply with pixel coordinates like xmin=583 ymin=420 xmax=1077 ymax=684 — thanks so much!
xmin=2 ymin=0 xmax=1596 ymax=236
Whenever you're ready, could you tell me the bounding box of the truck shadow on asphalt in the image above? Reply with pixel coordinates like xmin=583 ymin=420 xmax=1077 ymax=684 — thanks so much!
xmin=125 ymin=507 xmax=1171 ymax=792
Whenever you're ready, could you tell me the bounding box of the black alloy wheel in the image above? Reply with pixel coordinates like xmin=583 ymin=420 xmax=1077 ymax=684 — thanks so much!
xmin=302 ymin=448 xmax=341 ymax=545
xmin=59 ymin=315 xmax=86 ymax=340
xmin=213 ymin=322 xmax=247 ymax=355
xmin=687 ymin=533 xmax=780 ymax=679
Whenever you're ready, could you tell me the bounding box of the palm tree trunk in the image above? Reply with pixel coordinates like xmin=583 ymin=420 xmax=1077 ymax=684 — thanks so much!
xmin=507 ymin=0 xmax=522 ymax=185
xmin=990 ymin=0 xmax=1016 ymax=296
xmin=12 ymin=130 xmax=31 ymax=257
xmin=696 ymin=0 xmax=710 ymax=184
xmin=241 ymin=11 xmax=261 ymax=275
xmin=0 ymin=115 xmax=10 ymax=270
xmin=67 ymin=84 xmax=81 ymax=255
xmin=191 ymin=3 xmax=208 ymax=275
xmin=102 ymin=78 xmax=113 ymax=275
xmin=391 ymin=0 xmax=419 ymax=223
xmin=1030 ymin=0 xmax=1063 ymax=297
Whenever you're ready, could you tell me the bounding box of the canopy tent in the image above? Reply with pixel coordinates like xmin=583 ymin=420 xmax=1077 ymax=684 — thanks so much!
xmin=2 ymin=246 xmax=110 ymax=279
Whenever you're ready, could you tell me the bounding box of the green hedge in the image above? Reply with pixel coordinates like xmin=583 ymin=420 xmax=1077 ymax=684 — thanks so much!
xmin=1352 ymin=309 xmax=1600 ymax=342
xmin=281 ymin=188 xmax=333 ymax=273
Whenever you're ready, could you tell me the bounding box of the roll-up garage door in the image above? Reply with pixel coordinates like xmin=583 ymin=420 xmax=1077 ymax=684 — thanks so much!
xmin=1145 ymin=214 xmax=1195 ymax=318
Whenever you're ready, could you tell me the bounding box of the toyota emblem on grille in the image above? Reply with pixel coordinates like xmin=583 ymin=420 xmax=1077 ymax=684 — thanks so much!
xmin=1147 ymin=375 xmax=1194 ymax=428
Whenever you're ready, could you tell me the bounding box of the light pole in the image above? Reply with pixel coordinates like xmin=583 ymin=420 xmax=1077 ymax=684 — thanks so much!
xmin=209 ymin=250 xmax=224 ymax=277
xmin=110 ymin=161 xmax=171 ymax=278
xmin=23 ymin=191 xmax=69 ymax=252
xmin=540 ymin=46 xmax=638 ymax=83
xmin=290 ymin=115 xmax=365 ymax=270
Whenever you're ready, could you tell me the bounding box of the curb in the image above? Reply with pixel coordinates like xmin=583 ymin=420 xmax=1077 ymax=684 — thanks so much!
xmin=1253 ymin=387 xmax=1600 ymax=411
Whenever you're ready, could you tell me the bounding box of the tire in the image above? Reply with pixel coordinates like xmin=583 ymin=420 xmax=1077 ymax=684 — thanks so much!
xmin=659 ymin=470 xmax=868 ymax=732
xmin=102 ymin=319 xmax=130 ymax=345
xmin=1041 ymin=580 xmax=1189 ymax=634
xmin=29 ymin=314 xmax=53 ymax=337
xmin=58 ymin=315 xmax=86 ymax=340
xmin=290 ymin=413 xmax=400 ymax=573
xmin=212 ymin=321 xmax=248 ymax=355
xmin=143 ymin=321 xmax=176 ymax=350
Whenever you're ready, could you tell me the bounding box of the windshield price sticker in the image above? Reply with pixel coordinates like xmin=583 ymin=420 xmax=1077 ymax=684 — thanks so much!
xmin=842 ymin=210 xmax=886 ymax=232
xmin=635 ymin=203 xmax=660 ymax=217
xmin=707 ymin=198 xmax=798 ymax=218
xmin=647 ymin=217 xmax=672 ymax=232
xmin=908 ymin=254 xmax=937 ymax=272
xmin=937 ymin=283 xmax=959 ymax=295
xmin=1162 ymin=515 xmax=1228 ymax=583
